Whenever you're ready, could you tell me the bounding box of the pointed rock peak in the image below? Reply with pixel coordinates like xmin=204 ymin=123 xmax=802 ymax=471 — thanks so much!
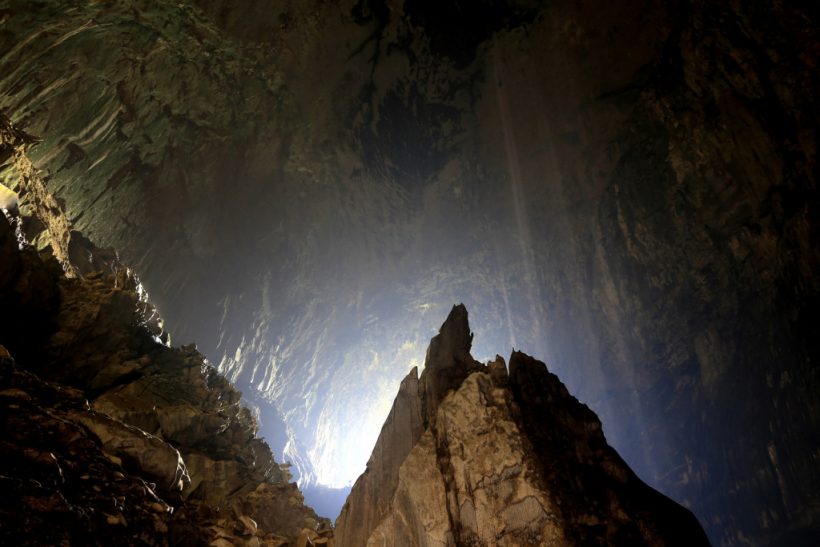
xmin=509 ymin=349 xmax=549 ymax=379
xmin=425 ymin=304 xmax=473 ymax=367
xmin=437 ymin=303 xmax=472 ymax=350
xmin=340 ymin=311 xmax=711 ymax=547
xmin=419 ymin=304 xmax=480 ymax=426
xmin=397 ymin=366 xmax=420 ymax=393
xmin=508 ymin=350 xmax=571 ymax=400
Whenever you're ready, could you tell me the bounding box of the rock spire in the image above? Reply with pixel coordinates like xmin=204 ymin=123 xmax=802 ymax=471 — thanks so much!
xmin=336 ymin=306 xmax=711 ymax=546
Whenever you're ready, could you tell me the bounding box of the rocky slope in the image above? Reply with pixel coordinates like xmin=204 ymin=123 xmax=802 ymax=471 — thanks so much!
xmin=0 ymin=1 xmax=817 ymax=544
xmin=0 ymin=210 xmax=330 ymax=544
xmin=336 ymin=305 xmax=711 ymax=546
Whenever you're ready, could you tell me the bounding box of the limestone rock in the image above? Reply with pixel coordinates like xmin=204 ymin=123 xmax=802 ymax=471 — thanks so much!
xmin=335 ymin=365 xmax=424 ymax=546
xmin=0 ymin=348 xmax=177 ymax=546
xmin=365 ymin=428 xmax=452 ymax=546
xmin=241 ymin=482 xmax=326 ymax=541
xmin=0 ymin=214 xmax=328 ymax=544
xmin=335 ymin=304 xmax=482 ymax=545
xmin=336 ymin=307 xmax=711 ymax=546
xmin=0 ymin=114 xmax=74 ymax=272
xmin=418 ymin=304 xmax=482 ymax=426
xmin=67 ymin=410 xmax=191 ymax=494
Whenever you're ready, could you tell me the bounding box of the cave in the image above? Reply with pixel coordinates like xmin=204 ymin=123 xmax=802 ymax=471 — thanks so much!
xmin=0 ymin=1 xmax=817 ymax=546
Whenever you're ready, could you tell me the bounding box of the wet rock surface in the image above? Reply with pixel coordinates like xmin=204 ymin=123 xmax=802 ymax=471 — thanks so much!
xmin=0 ymin=214 xmax=330 ymax=545
xmin=336 ymin=305 xmax=711 ymax=546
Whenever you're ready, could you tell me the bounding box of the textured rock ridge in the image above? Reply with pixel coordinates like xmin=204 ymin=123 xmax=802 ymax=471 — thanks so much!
xmin=419 ymin=304 xmax=483 ymax=427
xmin=336 ymin=306 xmax=711 ymax=546
xmin=0 ymin=114 xmax=74 ymax=272
xmin=335 ymin=305 xmax=477 ymax=546
xmin=0 ymin=213 xmax=331 ymax=545
xmin=333 ymin=366 xmax=424 ymax=546
xmin=508 ymin=351 xmax=710 ymax=545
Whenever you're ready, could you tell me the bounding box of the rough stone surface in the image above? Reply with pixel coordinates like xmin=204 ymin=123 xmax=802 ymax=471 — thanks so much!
xmin=336 ymin=306 xmax=711 ymax=546
xmin=433 ymin=372 xmax=564 ymax=546
xmin=366 ymin=429 xmax=451 ymax=547
xmin=333 ymin=365 xmax=425 ymax=546
xmin=418 ymin=304 xmax=483 ymax=426
xmin=508 ymin=351 xmax=711 ymax=546
xmin=0 ymin=213 xmax=327 ymax=545
xmin=0 ymin=114 xmax=74 ymax=270
xmin=67 ymin=409 xmax=191 ymax=495
xmin=0 ymin=349 xmax=179 ymax=546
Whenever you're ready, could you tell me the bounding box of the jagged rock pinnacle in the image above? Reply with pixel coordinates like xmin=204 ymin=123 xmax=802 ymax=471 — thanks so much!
xmin=337 ymin=307 xmax=712 ymax=546
xmin=418 ymin=303 xmax=480 ymax=427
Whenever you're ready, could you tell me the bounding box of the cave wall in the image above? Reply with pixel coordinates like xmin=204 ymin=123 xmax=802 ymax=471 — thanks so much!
xmin=0 ymin=202 xmax=329 ymax=545
xmin=466 ymin=2 xmax=820 ymax=544
xmin=0 ymin=0 xmax=817 ymax=544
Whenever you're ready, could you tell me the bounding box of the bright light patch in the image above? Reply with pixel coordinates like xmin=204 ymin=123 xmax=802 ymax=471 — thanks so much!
xmin=0 ymin=184 xmax=18 ymax=213
xmin=308 ymin=338 xmax=424 ymax=488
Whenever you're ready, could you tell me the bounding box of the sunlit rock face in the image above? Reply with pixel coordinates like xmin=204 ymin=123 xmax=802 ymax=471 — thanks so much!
xmin=336 ymin=305 xmax=711 ymax=546
xmin=0 ymin=1 xmax=817 ymax=544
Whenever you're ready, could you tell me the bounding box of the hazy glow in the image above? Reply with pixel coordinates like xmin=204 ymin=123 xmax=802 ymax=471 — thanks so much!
xmin=280 ymin=293 xmax=546 ymax=489
xmin=309 ymin=339 xmax=425 ymax=488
